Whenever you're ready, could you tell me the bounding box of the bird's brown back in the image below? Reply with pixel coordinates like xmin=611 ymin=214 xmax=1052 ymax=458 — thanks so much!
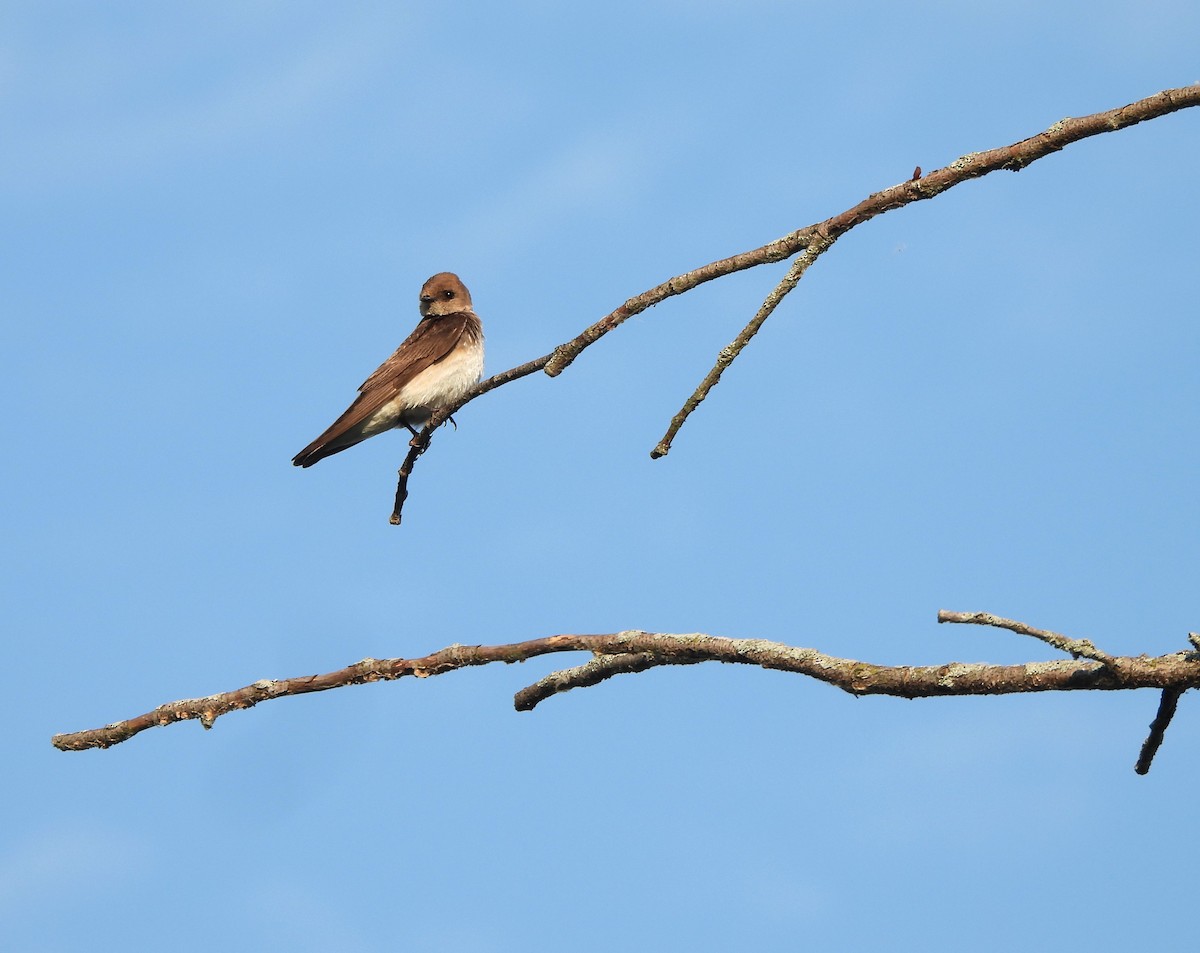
xmin=291 ymin=310 xmax=481 ymax=467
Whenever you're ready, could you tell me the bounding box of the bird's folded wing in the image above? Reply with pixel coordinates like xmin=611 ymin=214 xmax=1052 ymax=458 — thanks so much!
xmin=293 ymin=312 xmax=474 ymax=464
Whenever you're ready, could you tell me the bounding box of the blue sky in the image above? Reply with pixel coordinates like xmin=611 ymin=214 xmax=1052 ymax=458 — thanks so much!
xmin=4 ymin=3 xmax=1199 ymax=950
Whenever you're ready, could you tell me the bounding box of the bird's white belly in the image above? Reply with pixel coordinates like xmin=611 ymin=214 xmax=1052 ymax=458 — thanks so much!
xmin=364 ymin=343 xmax=484 ymax=435
xmin=402 ymin=343 xmax=484 ymax=409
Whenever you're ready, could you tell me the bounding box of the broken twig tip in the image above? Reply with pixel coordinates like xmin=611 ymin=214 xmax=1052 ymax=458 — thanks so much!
xmin=1134 ymin=687 xmax=1185 ymax=775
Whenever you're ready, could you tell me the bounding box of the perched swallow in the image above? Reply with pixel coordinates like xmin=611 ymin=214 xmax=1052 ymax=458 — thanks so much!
xmin=292 ymin=272 xmax=484 ymax=468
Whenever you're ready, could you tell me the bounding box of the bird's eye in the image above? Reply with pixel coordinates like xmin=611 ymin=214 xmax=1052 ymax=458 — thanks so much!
xmin=444 ymin=289 xmax=454 ymax=298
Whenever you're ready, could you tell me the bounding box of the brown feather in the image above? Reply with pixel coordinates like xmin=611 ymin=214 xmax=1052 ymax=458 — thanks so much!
xmin=292 ymin=310 xmax=481 ymax=468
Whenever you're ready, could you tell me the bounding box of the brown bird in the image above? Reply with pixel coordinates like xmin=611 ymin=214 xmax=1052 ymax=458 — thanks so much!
xmin=292 ymin=272 xmax=484 ymax=468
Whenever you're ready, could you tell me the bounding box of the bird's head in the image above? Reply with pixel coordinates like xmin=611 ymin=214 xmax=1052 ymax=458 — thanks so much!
xmin=419 ymin=272 xmax=472 ymax=317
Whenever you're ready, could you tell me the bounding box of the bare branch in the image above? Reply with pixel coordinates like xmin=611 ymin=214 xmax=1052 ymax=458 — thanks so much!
xmin=652 ymin=234 xmax=834 ymax=459
xmin=937 ymin=610 xmax=1116 ymax=667
xmin=389 ymin=430 xmax=432 ymax=524
xmin=648 ymin=83 xmax=1200 ymax=455
xmin=388 ymin=84 xmax=1200 ymax=518
xmin=541 ymin=84 xmax=1198 ymax=380
xmin=514 ymin=652 xmax=705 ymax=710
xmin=53 ymin=621 xmax=1200 ymax=756
xmin=1135 ymin=688 xmax=1186 ymax=776
xmin=386 ymin=352 xmax=563 ymax=523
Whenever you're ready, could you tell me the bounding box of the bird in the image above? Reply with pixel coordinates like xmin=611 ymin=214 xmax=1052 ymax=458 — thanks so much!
xmin=292 ymin=272 xmax=484 ymax=468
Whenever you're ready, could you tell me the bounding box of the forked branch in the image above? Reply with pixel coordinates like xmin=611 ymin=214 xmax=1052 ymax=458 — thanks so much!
xmin=53 ymin=612 xmax=1199 ymax=773
xmin=389 ymin=83 xmax=1200 ymax=521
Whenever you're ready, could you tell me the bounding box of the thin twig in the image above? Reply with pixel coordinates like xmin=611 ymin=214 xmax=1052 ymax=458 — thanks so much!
xmin=937 ymin=610 xmax=1117 ymax=667
xmin=514 ymin=652 xmax=704 ymax=710
xmin=1134 ymin=687 xmax=1186 ymax=775
xmin=54 ymin=623 xmax=1200 ymax=754
xmin=387 ymin=356 xmax=558 ymax=524
xmin=390 ymin=430 xmax=433 ymax=524
xmin=651 ymin=235 xmax=833 ymax=458
xmin=380 ymin=357 xmax=575 ymax=525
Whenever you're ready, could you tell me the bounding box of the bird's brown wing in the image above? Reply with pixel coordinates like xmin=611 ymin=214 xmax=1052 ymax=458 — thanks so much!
xmin=292 ymin=312 xmax=474 ymax=467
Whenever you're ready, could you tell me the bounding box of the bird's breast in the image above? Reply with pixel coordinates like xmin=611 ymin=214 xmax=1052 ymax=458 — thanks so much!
xmin=400 ymin=337 xmax=485 ymax=410
xmin=361 ymin=337 xmax=484 ymax=434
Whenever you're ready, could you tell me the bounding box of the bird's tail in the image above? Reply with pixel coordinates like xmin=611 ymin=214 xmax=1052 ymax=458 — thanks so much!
xmin=292 ymin=433 xmax=362 ymax=468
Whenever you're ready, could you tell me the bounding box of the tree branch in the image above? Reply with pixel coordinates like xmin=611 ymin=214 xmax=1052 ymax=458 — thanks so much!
xmin=54 ymin=614 xmax=1200 ymax=774
xmin=647 ymin=82 xmax=1200 ymax=455
xmin=387 ymin=83 xmax=1200 ymax=520
xmin=390 ymin=430 xmax=432 ymax=524
xmin=514 ymin=652 xmax=705 ymax=710
xmin=1134 ymin=688 xmax=1186 ymax=776
xmin=541 ymin=83 xmax=1198 ymax=381
xmin=651 ymin=234 xmax=834 ymax=458
xmin=386 ymin=352 xmax=566 ymax=523
xmin=937 ymin=610 xmax=1117 ymax=667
